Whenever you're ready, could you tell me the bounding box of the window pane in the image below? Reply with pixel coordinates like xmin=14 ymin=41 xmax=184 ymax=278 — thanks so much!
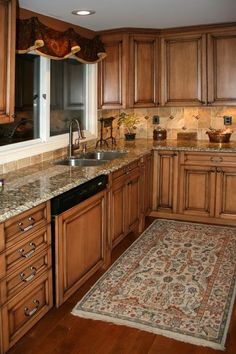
xmin=0 ymin=54 xmax=40 ymax=147
xmin=50 ymin=59 xmax=86 ymax=136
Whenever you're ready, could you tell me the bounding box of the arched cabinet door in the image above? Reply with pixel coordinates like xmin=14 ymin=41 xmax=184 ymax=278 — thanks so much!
xmin=0 ymin=0 xmax=16 ymax=124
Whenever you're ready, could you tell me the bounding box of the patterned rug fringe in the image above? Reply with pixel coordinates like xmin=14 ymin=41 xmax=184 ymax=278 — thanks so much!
xmin=72 ymin=309 xmax=225 ymax=350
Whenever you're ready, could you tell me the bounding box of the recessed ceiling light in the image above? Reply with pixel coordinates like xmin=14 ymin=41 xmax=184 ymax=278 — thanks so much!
xmin=72 ymin=10 xmax=96 ymax=16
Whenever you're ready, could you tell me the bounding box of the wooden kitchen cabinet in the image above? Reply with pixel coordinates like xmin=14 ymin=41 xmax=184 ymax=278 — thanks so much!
xmin=179 ymin=152 xmax=236 ymax=223
xmin=110 ymin=160 xmax=141 ymax=249
xmin=160 ymin=33 xmax=207 ymax=106
xmin=129 ymin=34 xmax=159 ymax=107
xmin=179 ymin=164 xmax=216 ymax=217
xmin=54 ymin=190 xmax=107 ymax=307
xmin=0 ymin=0 xmax=16 ymax=124
xmin=0 ymin=201 xmax=52 ymax=353
xmin=153 ymin=150 xmax=179 ymax=214
xmin=152 ymin=150 xmax=236 ymax=225
xmin=98 ymin=33 xmax=128 ymax=109
xmin=207 ymin=29 xmax=236 ymax=105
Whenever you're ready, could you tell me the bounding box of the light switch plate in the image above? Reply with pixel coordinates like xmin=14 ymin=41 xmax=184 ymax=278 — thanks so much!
xmin=153 ymin=115 xmax=160 ymax=124
xmin=223 ymin=116 xmax=232 ymax=125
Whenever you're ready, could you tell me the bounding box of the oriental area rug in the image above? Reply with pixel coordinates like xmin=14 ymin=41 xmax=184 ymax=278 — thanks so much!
xmin=72 ymin=220 xmax=236 ymax=350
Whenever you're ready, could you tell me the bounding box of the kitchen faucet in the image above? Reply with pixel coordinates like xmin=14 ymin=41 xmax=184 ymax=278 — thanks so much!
xmin=68 ymin=118 xmax=84 ymax=159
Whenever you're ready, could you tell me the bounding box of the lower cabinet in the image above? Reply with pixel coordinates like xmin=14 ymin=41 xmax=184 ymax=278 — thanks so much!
xmin=54 ymin=190 xmax=107 ymax=307
xmin=110 ymin=160 xmax=141 ymax=249
xmin=0 ymin=202 xmax=52 ymax=354
xmin=153 ymin=150 xmax=178 ymax=214
xmin=1 ymin=272 xmax=53 ymax=352
xmin=152 ymin=150 xmax=236 ymax=225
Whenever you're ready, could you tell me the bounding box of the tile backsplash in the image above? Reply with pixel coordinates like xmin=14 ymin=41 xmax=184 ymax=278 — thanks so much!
xmin=1 ymin=106 xmax=236 ymax=173
xmin=98 ymin=106 xmax=236 ymax=141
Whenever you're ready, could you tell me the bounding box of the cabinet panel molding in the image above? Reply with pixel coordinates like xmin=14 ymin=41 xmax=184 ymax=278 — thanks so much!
xmin=207 ymin=31 xmax=236 ymax=105
xmin=129 ymin=35 xmax=159 ymax=107
xmin=161 ymin=34 xmax=207 ymax=106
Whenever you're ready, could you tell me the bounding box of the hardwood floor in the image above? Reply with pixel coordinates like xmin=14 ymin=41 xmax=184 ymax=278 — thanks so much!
xmin=8 ymin=218 xmax=236 ymax=354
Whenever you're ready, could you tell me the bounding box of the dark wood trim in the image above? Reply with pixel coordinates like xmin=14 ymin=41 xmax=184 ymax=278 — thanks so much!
xmin=97 ymin=22 xmax=236 ymax=37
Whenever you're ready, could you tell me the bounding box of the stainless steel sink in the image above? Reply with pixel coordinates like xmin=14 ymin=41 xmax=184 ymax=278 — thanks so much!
xmin=56 ymin=158 xmax=108 ymax=167
xmin=81 ymin=150 xmax=128 ymax=160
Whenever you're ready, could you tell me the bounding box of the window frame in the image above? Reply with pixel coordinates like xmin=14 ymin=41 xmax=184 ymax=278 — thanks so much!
xmin=0 ymin=56 xmax=98 ymax=164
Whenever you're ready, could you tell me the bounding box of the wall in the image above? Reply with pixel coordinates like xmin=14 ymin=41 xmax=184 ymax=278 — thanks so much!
xmin=98 ymin=106 xmax=236 ymax=141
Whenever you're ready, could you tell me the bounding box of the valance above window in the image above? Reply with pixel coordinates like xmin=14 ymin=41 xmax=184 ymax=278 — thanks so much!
xmin=16 ymin=17 xmax=106 ymax=63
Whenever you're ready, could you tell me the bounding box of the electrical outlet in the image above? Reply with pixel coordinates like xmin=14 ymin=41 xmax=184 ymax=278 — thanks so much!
xmin=223 ymin=116 xmax=232 ymax=125
xmin=152 ymin=115 xmax=160 ymax=124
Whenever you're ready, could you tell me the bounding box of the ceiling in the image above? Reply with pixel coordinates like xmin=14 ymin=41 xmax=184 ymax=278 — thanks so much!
xmin=19 ymin=0 xmax=236 ymax=32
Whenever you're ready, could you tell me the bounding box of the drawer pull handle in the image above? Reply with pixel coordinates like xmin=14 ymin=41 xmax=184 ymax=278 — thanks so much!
xmin=24 ymin=299 xmax=40 ymax=317
xmin=210 ymin=157 xmax=223 ymax=163
xmin=18 ymin=217 xmax=35 ymax=232
xmin=20 ymin=266 xmax=37 ymax=282
xmin=18 ymin=242 xmax=36 ymax=258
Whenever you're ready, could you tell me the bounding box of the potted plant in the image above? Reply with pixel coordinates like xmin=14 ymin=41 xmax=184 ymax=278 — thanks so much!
xmin=117 ymin=112 xmax=139 ymax=140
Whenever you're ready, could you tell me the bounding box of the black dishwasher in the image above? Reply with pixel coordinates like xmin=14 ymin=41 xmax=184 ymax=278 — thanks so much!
xmin=51 ymin=174 xmax=108 ymax=216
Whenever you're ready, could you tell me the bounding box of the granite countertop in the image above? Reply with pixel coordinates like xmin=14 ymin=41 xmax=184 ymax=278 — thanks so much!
xmin=1 ymin=139 xmax=236 ymax=224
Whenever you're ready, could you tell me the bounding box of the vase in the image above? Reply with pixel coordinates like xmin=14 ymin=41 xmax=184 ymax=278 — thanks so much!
xmin=125 ymin=133 xmax=136 ymax=141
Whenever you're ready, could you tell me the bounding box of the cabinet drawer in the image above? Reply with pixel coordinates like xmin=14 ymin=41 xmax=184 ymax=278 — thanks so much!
xmin=4 ymin=202 xmax=50 ymax=247
xmin=0 ymin=248 xmax=51 ymax=304
xmin=112 ymin=160 xmax=139 ymax=180
xmin=5 ymin=225 xmax=51 ymax=274
xmin=1 ymin=271 xmax=53 ymax=352
xmin=181 ymin=152 xmax=236 ymax=166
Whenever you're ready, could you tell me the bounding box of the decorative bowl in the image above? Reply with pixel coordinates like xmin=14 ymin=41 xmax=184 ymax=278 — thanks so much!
xmin=206 ymin=131 xmax=231 ymax=143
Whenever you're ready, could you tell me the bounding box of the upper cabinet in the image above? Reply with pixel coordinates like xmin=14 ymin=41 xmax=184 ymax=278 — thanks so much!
xmin=160 ymin=33 xmax=207 ymax=106
xmin=129 ymin=34 xmax=159 ymax=107
xmin=207 ymin=30 xmax=236 ymax=105
xmin=98 ymin=25 xmax=236 ymax=108
xmin=0 ymin=0 xmax=16 ymax=124
xmin=98 ymin=33 xmax=128 ymax=109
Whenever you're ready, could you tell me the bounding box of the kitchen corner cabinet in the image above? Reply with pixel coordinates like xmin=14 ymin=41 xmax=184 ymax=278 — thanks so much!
xmin=98 ymin=33 xmax=128 ymax=109
xmin=179 ymin=152 xmax=236 ymax=222
xmin=0 ymin=202 xmax=53 ymax=353
xmin=54 ymin=190 xmax=107 ymax=307
xmin=110 ymin=160 xmax=141 ymax=249
xmin=160 ymin=33 xmax=207 ymax=106
xmin=207 ymin=30 xmax=236 ymax=105
xmin=153 ymin=150 xmax=178 ymax=213
xmin=129 ymin=35 xmax=159 ymax=107
xmin=0 ymin=0 xmax=16 ymax=124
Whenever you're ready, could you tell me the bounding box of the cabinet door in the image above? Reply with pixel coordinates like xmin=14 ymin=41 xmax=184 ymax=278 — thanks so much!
xmin=154 ymin=151 xmax=178 ymax=213
xmin=127 ymin=167 xmax=141 ymax=231
xmin=215 ymin=167 xmax=236 ymax=220
xmin=54 ymin=191 xmax=106 ymax=307
xmin=110 ymin=175 xmax=127 ymax=248
xmin=207 ymin=31 xmax=236 ymax=105
xmin=161 ymin=34 xmax=207 ymax=106
xmin=98 ymin=33 xmax=128 ymax=109
xmin=0 ymin=0 xmax=16 ymax=124
xmin=129 ymin=35 xmax=158 ymax=107
xmin=179 ymin=165 xmax=215 ymax=217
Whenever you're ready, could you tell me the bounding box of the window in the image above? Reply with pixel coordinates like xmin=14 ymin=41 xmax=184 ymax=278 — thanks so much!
xmin=0 ymin=54 xmax=97 ymax=163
